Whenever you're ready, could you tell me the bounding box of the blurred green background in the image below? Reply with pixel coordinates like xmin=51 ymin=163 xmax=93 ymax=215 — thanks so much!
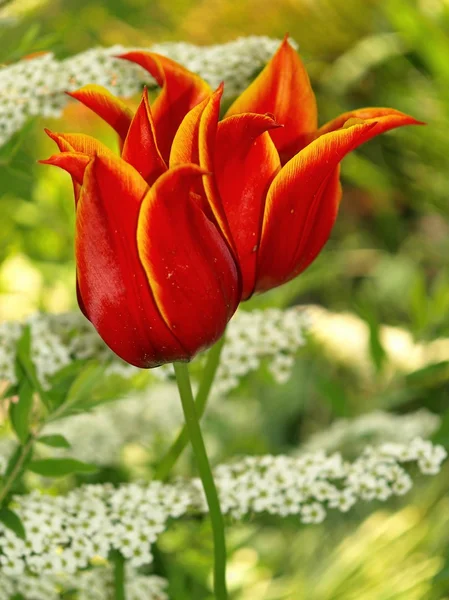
xmin=2 ymin=0 xmax=449 ymax=598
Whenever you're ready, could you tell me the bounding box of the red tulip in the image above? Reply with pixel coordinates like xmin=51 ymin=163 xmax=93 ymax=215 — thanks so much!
xmin=41 ymin=74 xmax=240 ymax=368
xmin=42 ymin=40 xmax=420 ymax=367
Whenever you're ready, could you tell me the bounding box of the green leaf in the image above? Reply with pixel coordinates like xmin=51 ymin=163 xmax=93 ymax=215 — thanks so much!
xmin=37 ymin=434 xmax=71 ymax=449
xmin=0 ymin=508 xmax=26 ymax=540
xmin=9 ymin=378 xmax=33 ymax=444
xmin=47 ymin=363 xmax=105 ymax=422
xmin=14 ymin=325 xmax=51 ymax=411
xmin=28 ymin=458 xmax=98 ymax=478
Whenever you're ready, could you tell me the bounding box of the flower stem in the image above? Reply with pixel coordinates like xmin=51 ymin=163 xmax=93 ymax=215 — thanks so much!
xmin=154 ymin=337 xmax=225 ymax=481
xmin=174 ymin=362 xmax=228 ymax=600
xmin=112 ymin=550 xmax=126 ymax=600
xmin=0 ymin=435 xmax=35 ymax=506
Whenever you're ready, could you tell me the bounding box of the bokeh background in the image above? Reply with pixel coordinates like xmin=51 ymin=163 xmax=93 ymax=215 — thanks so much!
xmin=2 ymin=0 xmax=449 ymax=598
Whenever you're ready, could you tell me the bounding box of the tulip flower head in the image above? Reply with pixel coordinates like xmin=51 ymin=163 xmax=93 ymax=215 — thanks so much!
xmin=42 ymin=37 xmax=420 ymax=367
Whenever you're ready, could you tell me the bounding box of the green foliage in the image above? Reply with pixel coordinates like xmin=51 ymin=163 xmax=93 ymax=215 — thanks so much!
xmin=37 ymin=434 xmax=71 ymax=448
xmin=0 ymin=508 xmax=26 ymax=541
xmin=28 ymin=458 xmax=98 ymax=477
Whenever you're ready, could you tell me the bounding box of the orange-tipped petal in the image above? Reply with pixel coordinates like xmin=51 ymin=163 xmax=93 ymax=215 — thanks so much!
xmin=39 ymin=152 xmax=90 ymax=185
xmin=43 ymin=129 xmax=117 ymax=203
xmin=76 ymin=154 xmax=185 ymax=367
xmin=119 ymin=52 xmax=211 ymax=162
xmin=214 ymin=113 xmax=281 ymax=299
xmin=137 ymin=164 xmax=240 ymax=356
xmin=317 ymin=107 xmax=423 ymax=138
xmin=225 ymin=36 xmax=317 ymax=163
xmin=170 ymin=85 xmax=236 ymax=253
xmin=122 ymin=88 xmax=167 ymax=185
xmin=67 ymin=84 xmax=133 ymax=142
xmin=39 ymin=150 xmax=92 ymax=206
xmin=44 ymin=129 xmax=115 ymax=157
xmin=256 ymin=121 xmax=378 ymax=293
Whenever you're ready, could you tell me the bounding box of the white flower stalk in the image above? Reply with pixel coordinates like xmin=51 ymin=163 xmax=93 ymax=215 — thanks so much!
xmin=0 ymin=439 xmax=445 ymax=581
xmin=0 ymin=307 xmax=308 ymax=393
xmin=0 ymin=36 xmax=285 ymax=147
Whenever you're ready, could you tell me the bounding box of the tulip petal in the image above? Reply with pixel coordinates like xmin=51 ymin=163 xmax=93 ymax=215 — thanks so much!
xmin=43 ymin=129 xmax=118 ymax=204
xmin=121 ymin=88 xmax=167 ymax=185
xmin=256 ymin=121 xmax=378 ymax=292
xmin=44 ymin=129 xmax=115 ymax=157
xmin=292 ymin=166 xmax=342 ymax=275
xmin=67 ymin=84 xmax=133 ymax=142
xmin=40 ymin=146 xmax=96 ymax=320
xmin=39 ymin=149 xmax=93 ymax=208
xmin=214 ymin=113 xmax=281 ymax=299
xmin=169 ymin=85 xmax=236 ymax=252
xmin=225 ymin=36 xmax=317 ymax=163
xmin=318 ymin=107 xmax=423 ymax=138
xmin=137 ymin=164 xmax=240 ymax=356
xmin=40 ymin=152 xmax=90 ymax=185
xmin=119 ymin=52 xmax=211 ymax=162
xmin=76 ymin=153 xmax=185 ymax=367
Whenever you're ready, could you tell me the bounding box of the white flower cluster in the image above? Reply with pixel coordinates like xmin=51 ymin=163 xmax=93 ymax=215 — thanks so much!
xmin=304 ymin=409 xmax=441 ymax=453
xmin=210 ymin=438 xmax=447 ymax=520
xmin=0 ymin=438 xmax=444 ymax=593
xmin=0 ymin=479 xmax=191 ymax=579
xmin=0 ymin=567 xmax=168 ymax=600
xmin=0 ymin=307 xmax=308 ymax=394
xmin=213 ymin=308 xmax=307 ymax=395
xmin=0 ymin=36 xmax=283 ymax=147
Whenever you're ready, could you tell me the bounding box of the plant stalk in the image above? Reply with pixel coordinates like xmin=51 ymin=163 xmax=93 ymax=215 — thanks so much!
xmin=0 ymin=435 xmax=34 ymax=505
xmin=174 ymin=362 xmax=228 ymax=600
xmin=154 ymin=337 xmax=225 ymax=481
xmin=112 ymin=550 xmax=126 ymax=600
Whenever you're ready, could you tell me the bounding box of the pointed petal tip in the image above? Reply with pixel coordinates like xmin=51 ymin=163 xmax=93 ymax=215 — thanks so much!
xmin=43 ymin=128 xmax=62 ymax=143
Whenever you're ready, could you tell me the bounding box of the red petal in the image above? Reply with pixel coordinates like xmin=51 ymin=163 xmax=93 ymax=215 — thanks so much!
xmin=317 ymin=107 xmax=423 ymax=138
xmin=119 ymin=52 xmax=211 ymax=162
xmin=292 ymin=166 xmax=342 ymax=275
xmin=40 ymin=152 xmax=90 ymax=185
xmin=121 ymin=88 xmax=167 ymax=185
xmin=256 ymin=121 xmax=378 ymax=293
xmin=42 ymin=129 xmax=117 ymax=204
xmin=214 ymin=113 xmax=281 ymax=299
xmin=137 ymin=164 xmax=239 ymax=356
xmin=225 ymin=36 xmax=317 ymax=163
xmin=67 ymin=85 xmax=133 ymax=142
xmin=170 ymin=85 xmax=237 ymax=255
xmin=39 ymin=150 xmax=91 ymax=206
xmin=76 ymin=154 xmax=185 ymax=367
xmin=44 ymin=129 xmax=114 ymax=157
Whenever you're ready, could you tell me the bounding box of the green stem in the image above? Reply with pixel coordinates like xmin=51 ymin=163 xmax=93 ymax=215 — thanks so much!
xmin=112 ymin=550 xmax=126 ymax=600
xmin=154 ymin=337 xmax=225 ymax=481
xmin=174 ymin=362 xmax=228 ymax=600
xmin=0 ymin=435 xmax=34 ymax=506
